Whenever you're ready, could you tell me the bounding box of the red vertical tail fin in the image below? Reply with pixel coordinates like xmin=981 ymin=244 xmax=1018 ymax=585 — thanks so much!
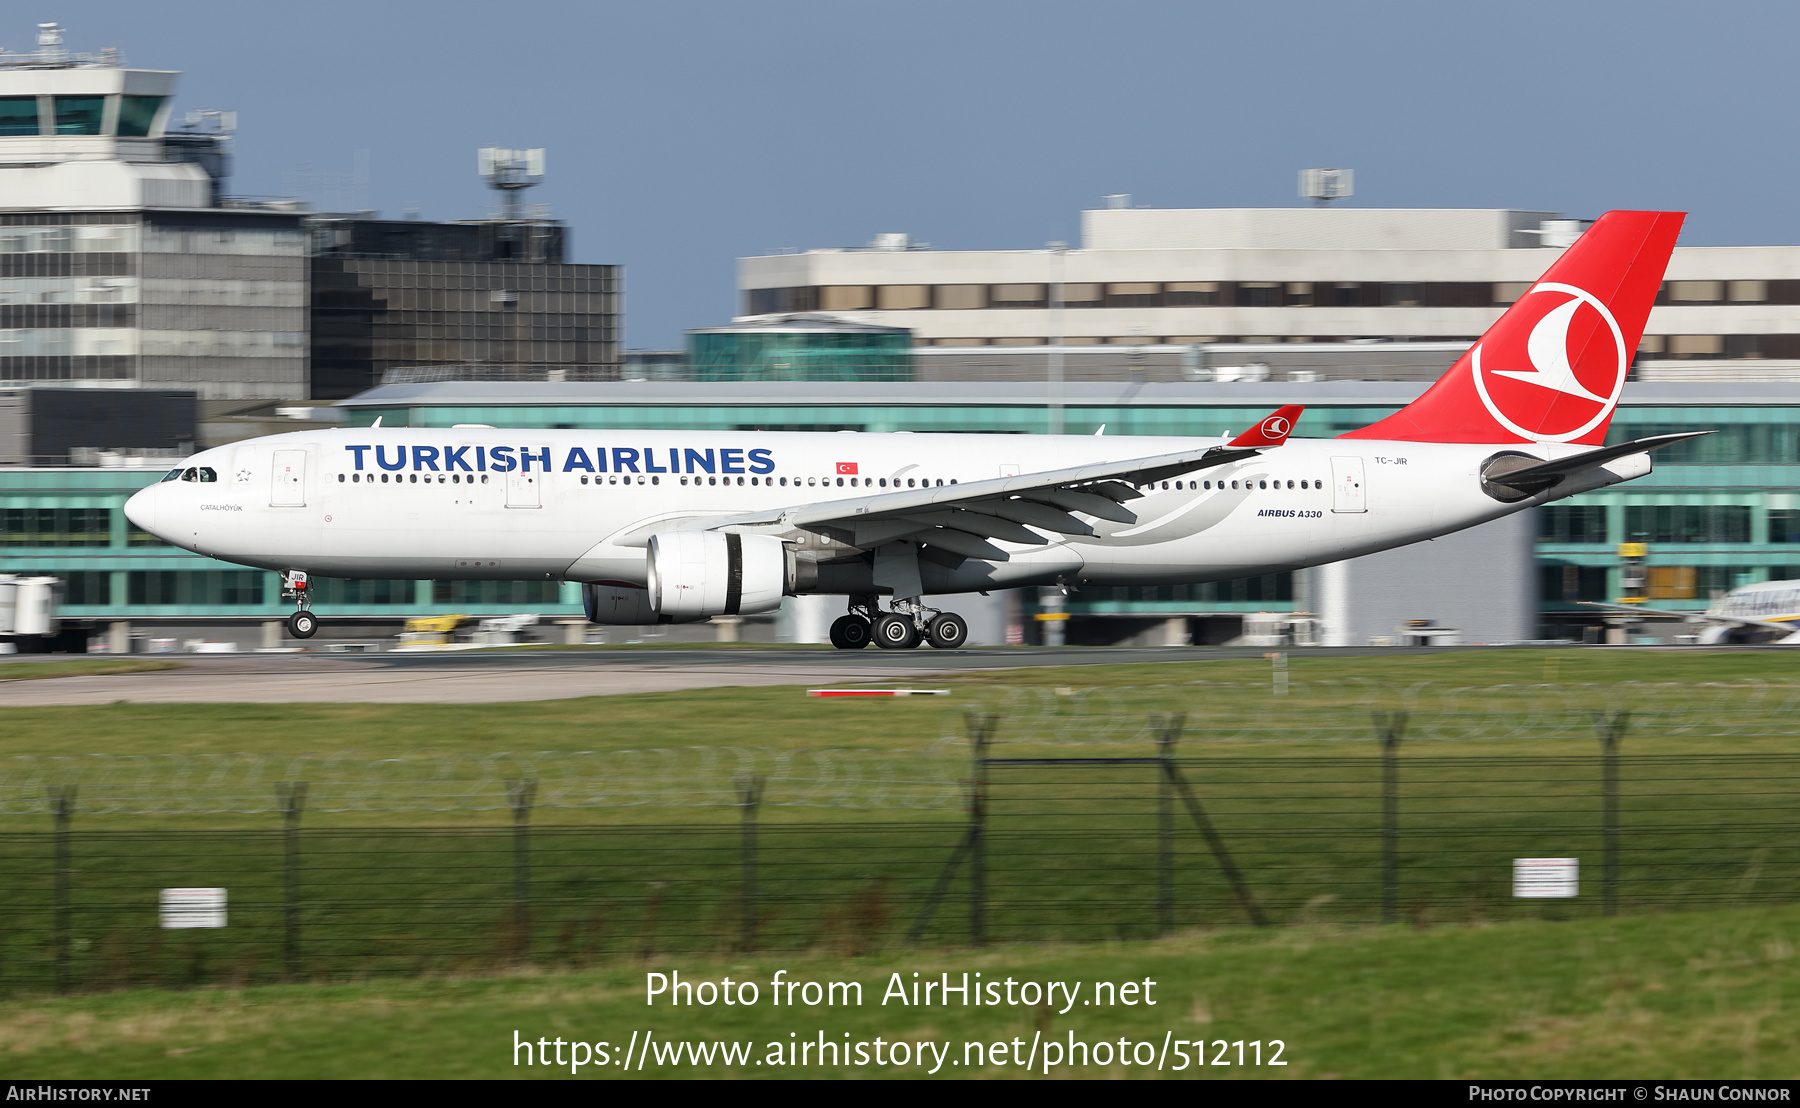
xmin=1341 ymin=210 xmax=1684 ymax=445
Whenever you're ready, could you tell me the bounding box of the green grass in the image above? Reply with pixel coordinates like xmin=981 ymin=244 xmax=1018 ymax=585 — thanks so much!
xmin=0 ymin=648 xmax=1796 ymax=767
xmin=0 ymin=658 xmax=180 ymax=681
xmin=4 ymin=904 xmax=1796 ymax=1079
xmin=1 ymin=650 xmax=1796 ymax=996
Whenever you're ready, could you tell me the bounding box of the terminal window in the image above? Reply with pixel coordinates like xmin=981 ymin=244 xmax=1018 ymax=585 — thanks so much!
xmin=1769 ymin=509 xmax=1800 ymax=543
xmin=432 ymin=579 xmax=560 ymax=605
xmin=127 ymin=570 xmax=264 ymax=606
xmin=60 ymin=571 xmax=110 ymax=606
xmin=0 ymin=97 xmax=36 ymax=136
xmin=1624 ymin=505 xmax=1751 ymax=544
xmin=115 ymin=96 xmax=163 ymax=138
xmin=1539 ymin=505 xmax=1609 ymax=544
xmin=1541 ymin=564 xmax=1609 ymax=603
xmin=2 ymin=507 xmax=111 ymax=547
xmin=52 ymin=97 xmax=105 ymax=136
xmin=312 ymin=578 xmax=414 ymax=605
xmin=1079 ymin=574 xmax=1293 ymax=605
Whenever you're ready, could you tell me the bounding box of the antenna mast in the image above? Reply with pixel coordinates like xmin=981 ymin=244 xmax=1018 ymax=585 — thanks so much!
xmin=1299 ymin=168 xmax=1354 ymax=208
xmin=478 ymin=147 xmax=545 ymax=221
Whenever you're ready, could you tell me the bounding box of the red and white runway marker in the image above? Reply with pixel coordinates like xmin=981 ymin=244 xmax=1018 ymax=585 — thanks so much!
xmin=806 ymin=688 xmax=951 ymax=698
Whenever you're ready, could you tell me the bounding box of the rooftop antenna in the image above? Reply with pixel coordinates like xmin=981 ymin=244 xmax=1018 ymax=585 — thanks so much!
xmin=1299 ymin=168 xmax=1353 ymax=207
xmin=35 ymin=22 xmax=65 ymax=64
xmin=478 ymin=147 xmax=545 ymax=221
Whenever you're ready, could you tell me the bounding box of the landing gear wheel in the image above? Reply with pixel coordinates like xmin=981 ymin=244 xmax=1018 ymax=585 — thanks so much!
xmin=830 ymin=614 xmax=873 ymax=650
xmin=873 ymin=612 xmax=921 ymax=650
xmin=926 ymin=612 xmax=969 ymax=650
xmin=287 ymin=610 xmax=318 ymax=640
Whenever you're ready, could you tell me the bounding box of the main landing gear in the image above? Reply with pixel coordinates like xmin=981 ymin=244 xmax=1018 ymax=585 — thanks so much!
xmin=281 ymin=570 xmax=318 ymax=639
xmin=831 ymin=597 xmax=969 ymax=651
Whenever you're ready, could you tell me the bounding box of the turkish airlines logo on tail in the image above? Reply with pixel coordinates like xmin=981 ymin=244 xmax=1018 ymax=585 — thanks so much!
xmin=1472 ymin=282 xmax=1628 ymax=443
xmin=1260 ymin=416 xmax=1291 ymax=438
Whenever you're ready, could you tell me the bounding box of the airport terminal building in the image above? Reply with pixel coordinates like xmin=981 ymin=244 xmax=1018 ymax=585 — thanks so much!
xmin=738 ymin=205 xmax=1800 ymax=377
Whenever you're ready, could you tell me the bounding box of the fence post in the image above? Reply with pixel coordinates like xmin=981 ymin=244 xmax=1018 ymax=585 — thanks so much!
xmin=1593 ymin=711 xmax=1628 ymax=918
xmin=276 ymin=781 xmax=307 ymax=982
xmin=507 ymin=778 xmax=537 ymax=961
xmin=736 ymin=775 xmax=764 ymax=952
xmin=966 ymin=710 xmax=996 ymax=948
xmin=48 ymin=785 xmax=75 ymax=995
xmin=1375 ymin=712 xmax=1406 ymax=924
xmin=1153 ymin=712 xmax=1186 ymax=936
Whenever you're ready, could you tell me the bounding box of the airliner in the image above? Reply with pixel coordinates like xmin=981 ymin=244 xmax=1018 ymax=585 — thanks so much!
xmin=1583 ymin=580 xmax=1800 ymax=644
xmin=125 ymin=210 xmax=1701 ymax=649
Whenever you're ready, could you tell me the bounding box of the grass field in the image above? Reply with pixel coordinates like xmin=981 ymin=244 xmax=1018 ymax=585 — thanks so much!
xmin=3 ymin=647 xmax=1800 ymax=769
xmin=4 ymin=904 xmax=1796 ymax=1079
xmin=0 ymin=658 xmax=180 ymax=682
xmin=0 ymin=649 xmax=1795 ymax=997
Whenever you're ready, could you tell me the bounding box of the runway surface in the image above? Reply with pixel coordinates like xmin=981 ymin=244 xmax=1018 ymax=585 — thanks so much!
xmin=0 ymin=646 xmax=1258 ymax=706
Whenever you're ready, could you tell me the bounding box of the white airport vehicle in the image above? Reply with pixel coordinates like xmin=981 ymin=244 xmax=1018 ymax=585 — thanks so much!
xmin=1583 ymin=579 xmax=1800 ymax=644
xmin=0 ymin=573 xmax=60 ymax=650
xmin=124 ymin=212 xmax=1699 ymax=649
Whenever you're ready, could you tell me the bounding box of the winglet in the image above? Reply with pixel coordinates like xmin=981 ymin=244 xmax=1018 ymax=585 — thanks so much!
xmin=1228 ymin=405 xmax=1304 ymax=447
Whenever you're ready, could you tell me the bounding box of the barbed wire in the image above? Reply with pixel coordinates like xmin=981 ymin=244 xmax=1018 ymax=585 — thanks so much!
xmin=5 ymin=680 xmax=1798 ymax=815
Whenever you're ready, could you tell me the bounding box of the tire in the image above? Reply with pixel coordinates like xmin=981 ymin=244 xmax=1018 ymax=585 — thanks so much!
xmin=288 ymin=610 xmax=318 ymax=639
xmin=829 ymin=614 xmax=872 ymax=650
xmin=926 ymin=612 xmax=969 ymax=650
xmin=873 ymin=612 xmax=920 ymax=650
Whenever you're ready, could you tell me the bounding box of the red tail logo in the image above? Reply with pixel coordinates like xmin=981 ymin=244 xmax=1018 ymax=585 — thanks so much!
xmin=1342 ymin=210 xmax=1684 ymax=445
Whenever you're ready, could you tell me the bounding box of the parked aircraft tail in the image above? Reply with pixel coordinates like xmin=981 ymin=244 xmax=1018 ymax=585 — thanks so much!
xmin=1340 ymin=210 xmax=1685 ymax=446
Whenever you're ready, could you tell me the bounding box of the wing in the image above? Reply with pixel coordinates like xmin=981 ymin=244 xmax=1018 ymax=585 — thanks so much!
xmin=1576 ymin=599 xmax=1798 ymax=635
xmin=639 ymin=441 xmax=1266 ymax=561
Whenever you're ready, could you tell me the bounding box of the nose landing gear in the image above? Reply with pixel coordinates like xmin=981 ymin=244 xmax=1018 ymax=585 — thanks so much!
xmin=831 ymin=596 xmax=969 ymax=650
xmin=281 ymin=570 xmax=318 ymax=640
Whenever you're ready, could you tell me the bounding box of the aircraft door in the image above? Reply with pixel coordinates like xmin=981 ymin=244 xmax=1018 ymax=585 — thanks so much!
xmin=271 ymin=449 xmax=307 ymax=507
xmin=1330 ymin=456 xmax=1367 ymax=513
xmin=506 ymin=470 xmax=541 ymax=508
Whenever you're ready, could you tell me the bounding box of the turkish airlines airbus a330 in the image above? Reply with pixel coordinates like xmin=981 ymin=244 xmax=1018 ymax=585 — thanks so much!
xmin=125 ymin=211 xmax=1700 ymax=649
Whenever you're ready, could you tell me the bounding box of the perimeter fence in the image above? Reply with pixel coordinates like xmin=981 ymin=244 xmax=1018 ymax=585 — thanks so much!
xmin=2 ymin=698 xmax=1798 ymax=995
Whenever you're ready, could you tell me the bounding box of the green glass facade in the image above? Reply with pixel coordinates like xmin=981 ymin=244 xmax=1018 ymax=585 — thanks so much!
xmin=686 ymin=329 xmax=912 ymax=383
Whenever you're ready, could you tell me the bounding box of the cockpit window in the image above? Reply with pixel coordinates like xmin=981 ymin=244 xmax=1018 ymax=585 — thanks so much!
xmin=196 ymin=467 xmax=217 ymax=483
xmin=162 ymin=468 xmax=184 ymax=481
xmin=180 ymin=468 xmax=198 ymax=482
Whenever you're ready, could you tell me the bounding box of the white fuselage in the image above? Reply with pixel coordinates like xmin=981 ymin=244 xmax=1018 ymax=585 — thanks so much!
xmin=124 ymin=427 xmax=1623 ymax=595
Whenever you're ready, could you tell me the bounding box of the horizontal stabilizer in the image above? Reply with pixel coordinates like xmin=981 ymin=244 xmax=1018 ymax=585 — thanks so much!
xmin=1483 ymin=431 xmax=1712 ymax=498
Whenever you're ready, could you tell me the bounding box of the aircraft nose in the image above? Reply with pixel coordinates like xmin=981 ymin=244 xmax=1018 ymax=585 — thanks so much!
xmin=123 ymin=484 xmax=158 ymax=535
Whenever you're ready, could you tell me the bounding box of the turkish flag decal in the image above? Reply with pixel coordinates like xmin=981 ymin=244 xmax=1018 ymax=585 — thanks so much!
xmin=836 ymin=462 xmax=858 ymax=475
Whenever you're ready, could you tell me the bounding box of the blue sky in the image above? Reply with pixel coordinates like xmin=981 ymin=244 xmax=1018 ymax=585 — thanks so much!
xmin=37 ymin=1 xmax=1800 ymax=346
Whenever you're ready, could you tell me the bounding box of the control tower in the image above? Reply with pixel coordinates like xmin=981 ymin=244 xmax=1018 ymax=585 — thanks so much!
xmin=0 ymin=23 xmax=210 ymax=208
xmin=0 ymin=24 xmax=307 ymax=400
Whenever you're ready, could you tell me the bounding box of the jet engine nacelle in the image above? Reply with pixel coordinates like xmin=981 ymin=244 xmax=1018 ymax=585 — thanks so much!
xmin=647 ymin=530 xmax=789 ymax=619
xmin=581 ymin=582 xmax=707 ymax=625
